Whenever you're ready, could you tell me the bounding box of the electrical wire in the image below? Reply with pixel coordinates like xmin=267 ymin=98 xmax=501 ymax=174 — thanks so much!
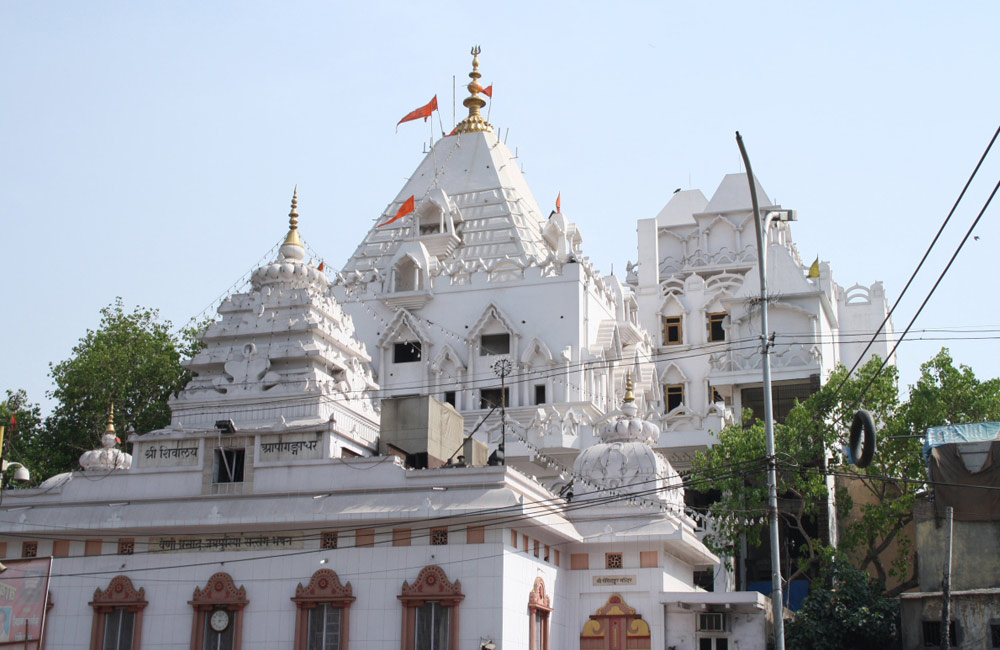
xmin=826 ymin=123 xmax=1000 ymax=405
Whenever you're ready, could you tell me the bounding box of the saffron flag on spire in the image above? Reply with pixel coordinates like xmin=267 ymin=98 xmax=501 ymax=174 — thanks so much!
xmin=807 ymin=256 xmax=820 ymax=278
xmin=397 ymin=95 xmax=438 ymax=127
xmin=378 ymin=195 xmax=416 ymax=228
xmin=555 ymin=192 xmax=561 ymax=213
xmin=481 ymin=84 xmax=493 ymax=98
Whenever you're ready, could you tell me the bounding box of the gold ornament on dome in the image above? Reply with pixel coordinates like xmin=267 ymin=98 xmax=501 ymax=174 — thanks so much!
xmin=454 ymin=45 xmax=494 ymax=135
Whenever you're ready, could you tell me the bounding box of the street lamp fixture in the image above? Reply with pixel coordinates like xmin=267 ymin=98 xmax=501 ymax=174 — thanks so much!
xmin=2 ymin=460 xmax=30 ymax=483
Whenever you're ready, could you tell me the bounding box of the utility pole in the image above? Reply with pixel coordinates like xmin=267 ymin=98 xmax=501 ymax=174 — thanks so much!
xmin=942 ymin=505 xmax=954 ymax=649
xmin=737 ymin=132 xmax=797 ymax=650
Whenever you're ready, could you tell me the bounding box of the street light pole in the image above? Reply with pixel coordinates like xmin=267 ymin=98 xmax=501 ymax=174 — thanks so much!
xmin=736 ymin=131 xmax=793 ymax=650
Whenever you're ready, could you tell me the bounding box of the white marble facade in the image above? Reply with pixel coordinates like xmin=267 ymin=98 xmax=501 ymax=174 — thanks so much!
xmin=0 ymin=52 xmax=899 ymax=650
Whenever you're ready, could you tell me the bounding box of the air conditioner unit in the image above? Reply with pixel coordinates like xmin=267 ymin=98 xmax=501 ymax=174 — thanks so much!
xmin=697 ymin=612 xmax=726 ymax=632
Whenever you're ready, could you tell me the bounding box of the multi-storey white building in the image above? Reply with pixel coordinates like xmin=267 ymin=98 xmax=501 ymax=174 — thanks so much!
xmin=631 ymin=177 xmax=893 ymax=470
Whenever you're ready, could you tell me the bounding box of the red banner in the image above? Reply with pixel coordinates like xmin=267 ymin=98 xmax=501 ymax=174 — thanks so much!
xmin=378 ymin=195 xmax=416 ymax=228
xmin=0 ymin=557 xmax=51 ymax=648
xmin=397 ymin=96 xmax=438 ymax=126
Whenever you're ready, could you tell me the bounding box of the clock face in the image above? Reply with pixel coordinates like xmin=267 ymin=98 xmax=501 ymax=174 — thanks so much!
xmin=210 ymin=609 xmax=230 ymax=632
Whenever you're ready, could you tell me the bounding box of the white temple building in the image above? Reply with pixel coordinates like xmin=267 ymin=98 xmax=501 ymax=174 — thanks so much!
xmin=0 ymin=49 xmax=894 ymax=650
xmin=630 ymin=178 xmax=894 ymax=471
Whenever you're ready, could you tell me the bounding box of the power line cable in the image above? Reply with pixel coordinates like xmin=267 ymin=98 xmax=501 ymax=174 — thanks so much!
xmin=827 ymin=124 xmax=1000 ymax=405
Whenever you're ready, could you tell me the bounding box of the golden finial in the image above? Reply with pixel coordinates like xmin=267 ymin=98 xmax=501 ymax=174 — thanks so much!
xmin=623 ymin=372 xmax=635 ymax=403
xmin=454 ymin=45 xmax=494 ymax=135
xmin=283 ymin=186 xmax=303 ymax=248
xmin=105 ymin=403 xmax=116 ymax=433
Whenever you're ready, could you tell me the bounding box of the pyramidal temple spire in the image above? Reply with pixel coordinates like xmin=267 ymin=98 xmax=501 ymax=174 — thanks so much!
xmin=454 ymin=46 xmax=493 ymax=135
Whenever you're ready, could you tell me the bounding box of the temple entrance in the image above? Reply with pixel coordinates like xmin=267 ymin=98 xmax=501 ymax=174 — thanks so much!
xmin=579 ymin=594 xmax=651 ymax=650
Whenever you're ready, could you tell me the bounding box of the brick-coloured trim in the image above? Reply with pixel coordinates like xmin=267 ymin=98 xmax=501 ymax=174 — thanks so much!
xmin=570 ymin=553 xmax=589 ymax=570
xmin=392 ymin=528 xmax=411 ymax=546
xmin=90 ymin=575 xmax=148 ymax=650
xmin=291 ymin=569 xmax=355 ymax=650
xmin=640 ymin=551 xmax=659 ymax=568
xmin=354 ymin=529 xmax=374 ymax=547
xmin=398 ymin=566 xmax=464 ymax=650
xmin=52 ymin=540 xmax=70 ymax=558
xmin=188 ymin=572 xmax=248 ymax=650
xmin=84 ymin=539 xmax=103 ymax=556
xmin=466 ymin=526 xmax=485 ymax=544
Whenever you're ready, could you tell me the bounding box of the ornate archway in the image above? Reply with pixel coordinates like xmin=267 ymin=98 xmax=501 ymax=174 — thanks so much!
xmin=579 ymin=594 xmax=650 ymax=650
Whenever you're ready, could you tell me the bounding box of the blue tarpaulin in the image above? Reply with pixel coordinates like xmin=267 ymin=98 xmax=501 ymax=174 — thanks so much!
xmin=924 ymin=422 xmax=1000 ymax=459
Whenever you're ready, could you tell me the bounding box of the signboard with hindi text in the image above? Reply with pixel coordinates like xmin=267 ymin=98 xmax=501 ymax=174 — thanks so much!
xmin=258 ymin=432 xmax=322 ymax=461
xmin=0 ymin=557 xmax=51 ymax=648
xmin=139 ymin=440 xmax=200 ymax=467
xmin=150 ymin=532 xmax=304 ymax=553
xmin=592 ymin=575 xmax=637 ymax=587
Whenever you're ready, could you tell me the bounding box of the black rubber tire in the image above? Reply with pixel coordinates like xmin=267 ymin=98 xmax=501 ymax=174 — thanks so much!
xmin=849 ymin=409 xmax=877 ymax=468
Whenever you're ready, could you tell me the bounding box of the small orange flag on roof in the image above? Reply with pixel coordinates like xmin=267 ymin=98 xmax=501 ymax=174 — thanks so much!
xmin=555 ymin=192 xmax=561 ymax=213
xmin=397 ymin=96 xmax=438 ymax=128
xmin=378 ymin=195 xmax=416 ymax=228
xmin=482 ymin=84 xmax=493 ymax=98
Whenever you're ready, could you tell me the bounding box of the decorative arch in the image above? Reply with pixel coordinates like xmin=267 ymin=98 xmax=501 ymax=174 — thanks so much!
xmin=580 ymin=594 xmax=651 ymax=650
xmin=705 ymin=271 xmax=745 ymax=295
xmin=659 ymin=362 xmax=688 ymax=385
xmin=528 ymin=577 xmax=552 ymax=650
xmin=488 ymin=259 xmax=525 ymax=283
xmin=521 ymin=338 xmax=554 ymax=367
xmin=431 ymin=344 xmax=467 ymax=374
xmin=391 ymin=254 xmax=423 ymax=292
xmin=189 ymin=572 xmax=248 ymax=650
xmin=468 ymin=303 xmax=518 ymax=342
xmin=704 ymin=216 xmax=739 ymax=253
xmin=89 ymin=575 xmax=148 ymax=650
xmin=377 ymin=309 xmax=430 ymax=350
xmin=398 ymin=565 xmax=464 ymax=650
xmin=291 ymin=569 xmax=355 ymax=650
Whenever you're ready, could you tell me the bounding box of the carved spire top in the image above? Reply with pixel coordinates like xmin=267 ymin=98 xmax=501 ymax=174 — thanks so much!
xmin=105 ymin=403 xmax=116 ymax=434
xmin=455 ymin=46 xmax=494 ymax=135
xmin=623 ymin=372 xmax=635 ymax=403
xmin=283 ymin=186 xmax=303 ymax=248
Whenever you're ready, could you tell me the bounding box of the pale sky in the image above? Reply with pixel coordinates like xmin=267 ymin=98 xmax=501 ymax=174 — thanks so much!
xmin=2 ymin=1 xmax=998 ymax=416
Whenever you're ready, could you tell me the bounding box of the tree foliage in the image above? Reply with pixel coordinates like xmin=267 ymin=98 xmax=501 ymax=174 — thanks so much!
xmin=21 ymin=299 xmax=202 ymax=481
xmin=785 ymin=556 xmax=899 ymax=649
xmin=691 ymin=348 xmax=1000 ymax=592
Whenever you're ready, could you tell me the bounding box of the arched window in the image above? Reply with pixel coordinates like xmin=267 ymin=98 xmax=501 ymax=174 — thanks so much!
xmin=528 ymin=577 xmax=552 ymax=650
xmin=188 ymin=572 xmax=248 ymax=650
xmin=89 ymin=575 xmax=147 ymax=650
xmin=398 ymin=565 xmax=464 ymax=650
xmin=392 ymin=256 xmax=422 ymax=292
xmin=292 ymin=569 xmax=355 ymax=650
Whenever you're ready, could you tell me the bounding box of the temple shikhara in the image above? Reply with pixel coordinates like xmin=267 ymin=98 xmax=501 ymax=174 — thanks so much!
xmin=0 ymin=49 xmax=892 ymax=650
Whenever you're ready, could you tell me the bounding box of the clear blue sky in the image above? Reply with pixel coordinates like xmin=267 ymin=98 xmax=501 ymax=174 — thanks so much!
xmin=2 ymin=1 xmax=998 ymax=415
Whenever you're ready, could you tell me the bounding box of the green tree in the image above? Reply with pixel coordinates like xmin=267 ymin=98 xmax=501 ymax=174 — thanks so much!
xmin=692 ymin=356 xmax=900 ymax=584
xmin=691 ymin=349 xmax=1000 ymax=594
xmin=785 ymin=556 xmax=900 ymax=649
xmin=31 ymin=299 xmax=202 ymax=480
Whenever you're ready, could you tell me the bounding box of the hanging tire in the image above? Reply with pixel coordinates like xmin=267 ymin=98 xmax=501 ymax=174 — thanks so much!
xmin=849 ymin=409 xmax=876 ymax=468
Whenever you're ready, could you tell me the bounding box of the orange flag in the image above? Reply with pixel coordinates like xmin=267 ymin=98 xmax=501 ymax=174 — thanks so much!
xmin=555 ymin=192 xmax=561 ymax=212
xmin=378 ymin=195 xmax=415 ymax=228
xmin=482 ymin=84 xmax=493 ymax=98
xmin=397 ymin=96 xmax=438 ymax=127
